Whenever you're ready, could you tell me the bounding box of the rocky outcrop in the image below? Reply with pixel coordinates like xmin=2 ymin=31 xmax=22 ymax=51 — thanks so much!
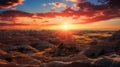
xmin=0 ymin=30 xmax=120 ymax=67
xmin=0 ymin=63 xmax=39 ymax=67
xmin=50 ymin=43 xmax=80 ymax=57
xmin=45 ymin=61 xmax=99 ymax=67
xmin=84 ymin=30 xmax=120 ymax=58
xmin=108 ymin=30 xmax=120 ymax=41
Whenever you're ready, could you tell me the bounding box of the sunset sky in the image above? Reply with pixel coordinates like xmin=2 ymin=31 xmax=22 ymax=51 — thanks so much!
xmin=0 ymin=0 xmax=120 ymax=30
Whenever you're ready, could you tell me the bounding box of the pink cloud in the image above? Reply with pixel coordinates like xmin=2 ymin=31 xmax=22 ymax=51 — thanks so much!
xmin=73 ymin=4 xmax=80 ymax=9
xmin=66 ymin=0 xmax=83 ymax=2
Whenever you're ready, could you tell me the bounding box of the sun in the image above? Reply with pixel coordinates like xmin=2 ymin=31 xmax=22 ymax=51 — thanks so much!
xmin=48 ymin=23 xmax=78 ymax=30
xmin=60 ymin=23 xmax=73 ymax=31
xmin=62 ymin=24 xmax=69 ymax=30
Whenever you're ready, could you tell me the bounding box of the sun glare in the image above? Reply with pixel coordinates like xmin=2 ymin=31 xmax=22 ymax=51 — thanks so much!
xmin=60 ymin=23 xmax=73 ymax=31
xmin=62 ymin=25 xmax=69 ymax=30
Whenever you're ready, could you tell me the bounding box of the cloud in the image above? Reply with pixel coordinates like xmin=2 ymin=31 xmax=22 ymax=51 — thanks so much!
xmin=11 ymin=7 xmax=17 ymax=10
xmin=0 ymin=23 xmax=29 ymax=26
xmin=66 ymin=0 xmax=84 ymax=2
xmin=47 ymin=0 xmax=118 ymax=24
xmin=0 ymin=10 xmax=32 ymax=17
xmin=42 ymin=4 xmax=47 ymax=7
xmin=0 ymin=0 xmax=120 ymax=26
xmin=0 ymin=0 xmax=24 ymax=9
xmin=72 ymin=4 xmax=80 ymax=9
xmin=49 ymin=2 xmax=67 ymax=8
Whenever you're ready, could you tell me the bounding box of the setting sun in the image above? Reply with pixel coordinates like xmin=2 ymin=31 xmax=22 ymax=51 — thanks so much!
xmin=0 ymin=0 xmax=120 ymax=67
xmin=63 ymin=25 xmax=69 ymax=30
xmin=60 ymin=23 xmax=74 ymax=30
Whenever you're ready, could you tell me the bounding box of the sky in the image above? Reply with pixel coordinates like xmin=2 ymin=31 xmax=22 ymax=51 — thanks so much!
xmin=0 ymin=0 xmax=120 ymax=30
xmin=0 ymin=0 xmax=103 ymax=13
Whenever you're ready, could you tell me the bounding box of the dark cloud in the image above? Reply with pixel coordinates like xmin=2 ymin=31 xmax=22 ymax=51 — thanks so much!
xmin=0 ymin=23 xmax=29 ymax=26
xmin=75 ymin=0 xmax=120 ymax=23
xmin=0 ymin=10 xmax=33 ymax=22
xmin=98 ymin=0 xmax=120 ymax=8
xmin=0 ymin=10 xmax=32 ymax=17
xmin=39 ymin=0 xmax=120 ymax=22
xmin=0 ymin=0 xmax=24 ymax=9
